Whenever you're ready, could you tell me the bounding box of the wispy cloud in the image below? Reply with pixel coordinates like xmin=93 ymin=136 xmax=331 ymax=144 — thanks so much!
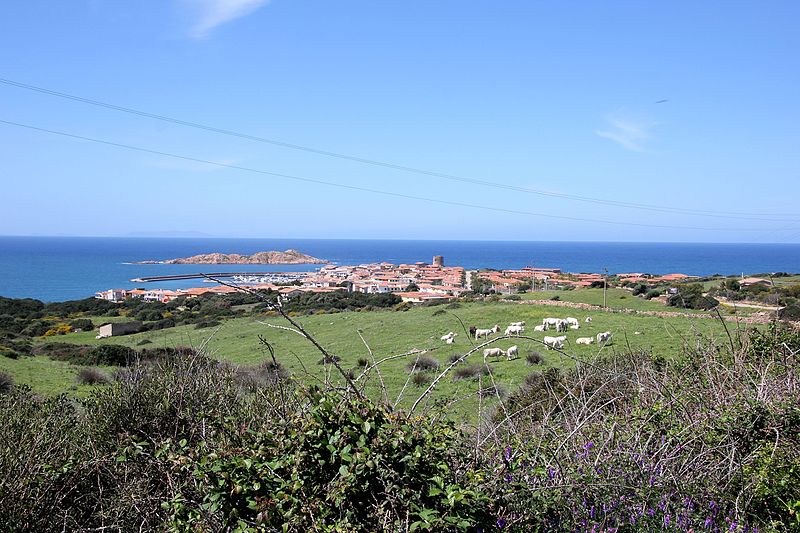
xmin=595 ymin=115 xmax=654 ymax=152
xmin=184 ymin=0 xmax=270 ymax=39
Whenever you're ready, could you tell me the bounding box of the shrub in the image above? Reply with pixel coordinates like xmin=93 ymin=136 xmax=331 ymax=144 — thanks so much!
xmin=236 ymin=360 xmax=290 ymax=390
xmin=550 ymin=295 xmax=560 ymax=301
xmin=779 ymin=303 xmax=800 ymax=321
xmin=411 ymin=372 xmax=431 ymax=387
xmin=194 ymin=319 xmax=221 ymax=329
xmin=478 ymin=384 xmax=507 ymax=399
xmin=526 ymin=351 xmax=543 ymax=365
xmin=406 ymin=354 xmax=440 ymax=373
xmin=68 ymin=318 xmax=94 ymax=331
xmin=356 ymin=356 xmax=369 ymax=367
xmin=445 ymin=302 xmax=462 ymax=309
xmin=431 ymin=308 xmax=446 ymax=317
xmin=0 ymin=371 xmax=13 ymax=394
xmin=317 ymin=354 xmax=341 ymax=365
xmin=505 ymin=294 xmax=521 ymax=301
xmin=76 ymin=367 xmax=111 ymax=385
xmin=644 ymin=288 xmax=662 ymax=300
xmin=453 ymin=364 xmax=488 ymax=381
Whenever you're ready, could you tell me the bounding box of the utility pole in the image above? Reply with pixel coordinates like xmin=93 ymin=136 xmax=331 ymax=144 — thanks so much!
xmin=603 ymin=267 xmax=609 ymax=308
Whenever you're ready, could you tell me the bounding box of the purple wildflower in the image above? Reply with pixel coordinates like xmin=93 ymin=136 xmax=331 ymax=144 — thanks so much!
xmin=705 ymin=516 xmax=713 ymax=529
xmin=496 ymin=518 xmax=506 ymax=529
xmin=504 ymin=446 xmax=512 ymax=462
xmin=664 ymin=514 xmax=670 ymax=527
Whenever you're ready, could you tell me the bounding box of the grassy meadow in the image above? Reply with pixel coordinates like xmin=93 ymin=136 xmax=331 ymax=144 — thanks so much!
xmin=7 ymin=297 xmax=748 ymax=415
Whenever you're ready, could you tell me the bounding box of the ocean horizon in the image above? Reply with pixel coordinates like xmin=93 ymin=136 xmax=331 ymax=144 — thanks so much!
xmin=1 ymin=236 xmax=799 ymax=302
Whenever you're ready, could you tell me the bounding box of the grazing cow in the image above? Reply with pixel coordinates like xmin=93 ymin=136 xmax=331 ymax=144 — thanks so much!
xmin=506 ymin=345 xmax=519 ymax=360
xmin=510 ymin=321 xmax=526 ymax=327
xmin=469 ymin=326 xmax=477 ymax=337
xmin=555 ymin=320 xmax=568 ymax=333
xmin=543 ymin=335 xmax=567 ymax=350
xmin=566 ymin=317 xmax=579 ymax=327
xmin=440 ymin=332 xmax=456 ymax=341
xmin=483 ymin=347 xmax=505 ymax=360
xmin=576 ymin=337 xmax=594 ymax=345
xmin=569 ymin=324 xmax=580 ymax=330
xmin=585 ymin=317 xmax=593 ymax=324
xmin=504 ymin=325 xmax=524 ymax=336
xmin=597 ymin=331 xmax=613 ymax=345
xmin=475 ymin=325 xmax=500 ymax=340
xmin=533 ymin=324 xmax=546 ymax=332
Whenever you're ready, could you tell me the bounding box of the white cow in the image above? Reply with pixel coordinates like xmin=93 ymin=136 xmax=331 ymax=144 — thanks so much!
xmin=533 ymin=324 xmax=546 ymax=332
xmin=510 ymin=321 xmax=526 ymax=327
xmin=597 ymin=331 xmax=613 ymax=345
xmin=475 ymin=325 xmax=500 ymax=339
xmin=483 ymin=347 xmax=505 ymax=359
xmin=440 ymin=332 xmax=456 ymax=342
xmin=576 ymin=337 xmax=595 ymax=345
xmin=569 ymin=324 xmax=580 ymax=330
xmin=505 ymin=325 xmax=524 ymax=336
xmin=566 ymin=317 xmax=579 ymax=327
xmin=585 ymin=317 xmax=593 ymax=324
xmin=506 ymin=345 xmax=519 ymax=360
xmin=555 ymin=320 xmax=568 ymax=333
xmin=543 ymin=335 xmax=567 ymax=350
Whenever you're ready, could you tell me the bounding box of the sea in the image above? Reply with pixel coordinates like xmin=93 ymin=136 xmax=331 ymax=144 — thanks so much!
xmin=1 ymin=236 xmax=799 ymax=302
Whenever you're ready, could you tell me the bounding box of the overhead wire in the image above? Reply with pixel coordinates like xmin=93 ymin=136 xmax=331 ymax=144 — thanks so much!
xmin=0 ymin=76 xmax=796 ymax=223
xmin=0 ymin=118 xmax=781 ymax=233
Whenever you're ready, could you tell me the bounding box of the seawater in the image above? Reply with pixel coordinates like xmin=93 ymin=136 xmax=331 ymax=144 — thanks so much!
xmin=1 ymin=236 xmax=799 ymax=302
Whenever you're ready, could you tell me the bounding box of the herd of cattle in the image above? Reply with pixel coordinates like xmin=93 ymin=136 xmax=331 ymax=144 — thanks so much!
xmin=439 ymin=316 xmax=613 ymax=361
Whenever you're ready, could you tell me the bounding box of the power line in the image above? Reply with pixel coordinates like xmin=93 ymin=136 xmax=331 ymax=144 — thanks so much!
xmin=1 ymin=76 xmax=796 ymax=223
xmin=0 ymin=118 xmax=779 ymax=233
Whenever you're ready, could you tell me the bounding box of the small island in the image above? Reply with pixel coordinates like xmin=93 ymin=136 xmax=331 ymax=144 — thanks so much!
xmin=135 ymin=249 xmax=328 ymax=265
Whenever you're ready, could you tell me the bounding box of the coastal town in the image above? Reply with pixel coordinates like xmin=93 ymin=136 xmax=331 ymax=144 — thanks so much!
xmin=95 ymin=255 xmax=702 ymax=305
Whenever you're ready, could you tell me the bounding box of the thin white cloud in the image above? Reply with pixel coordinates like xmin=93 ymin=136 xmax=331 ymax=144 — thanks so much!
xmin=184 ymin=0 xmax=270 ymax=39
xmin=595 ymin=115 xmax=654 ymax=152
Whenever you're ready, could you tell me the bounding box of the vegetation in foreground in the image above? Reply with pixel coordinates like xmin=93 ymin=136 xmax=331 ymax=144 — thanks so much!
xmin=1 ymin=312 xmax=798 ymax=531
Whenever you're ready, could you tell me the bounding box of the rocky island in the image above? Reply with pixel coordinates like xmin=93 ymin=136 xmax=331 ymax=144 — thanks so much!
xmin=135 ymin=249 xmax=328 ymax=265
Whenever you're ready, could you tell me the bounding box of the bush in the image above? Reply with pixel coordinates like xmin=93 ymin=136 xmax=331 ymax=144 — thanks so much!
xmin=194 ymin=319 xmax=221 ymax=329
xmin=406 ymin=354 xmax=440 ymax=373
xmin=317 ymin=354 xmax=341 ymax=365
xmin=431 ymin=308 xmax=446 ymax=317
xmin=478 ymin=384 xmax=507 ymax=399
xmin=356 ymin=356 xmax=369 ymax=367
xmin=0 ymin=371 xmax=13 ymax=394
xmin=550 ymin=295 xmax=560 ymax=301
xmin=644 ymin=288 xmax=662 ymax=300
xmin=526 ymin=351 xmax=543 ymax=365
xmin=76 ymin=367 xmax=111 ymax=385
xmin=452 ymin=364 xmax=488 ymax=381
xmin=68 ymin=318 xmax=94 ymax=332
xmin=411 ymin=372 xmax=431 ymax=387
xmin=779 ymin=303 xmax=800 ymax=321
xmin=505 ymin=294 xmax=521 ymax=301
xmin=445 ymin=302 xmax=462 ymax=309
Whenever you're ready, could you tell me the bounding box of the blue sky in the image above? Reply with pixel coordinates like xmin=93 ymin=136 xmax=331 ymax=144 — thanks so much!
xmin=0 ymin=1 xmax=798 ymax=242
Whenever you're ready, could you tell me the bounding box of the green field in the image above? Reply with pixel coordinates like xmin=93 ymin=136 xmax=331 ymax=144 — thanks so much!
xmin=518 ymin=287 xmax=712 ymax=312
xmin=3 ymin=298 xmax=747 ymax=415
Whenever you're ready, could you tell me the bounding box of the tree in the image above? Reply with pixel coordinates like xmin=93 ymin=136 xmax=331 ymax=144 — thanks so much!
xmin=405 ymin=282 xmax=420 ymax=292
